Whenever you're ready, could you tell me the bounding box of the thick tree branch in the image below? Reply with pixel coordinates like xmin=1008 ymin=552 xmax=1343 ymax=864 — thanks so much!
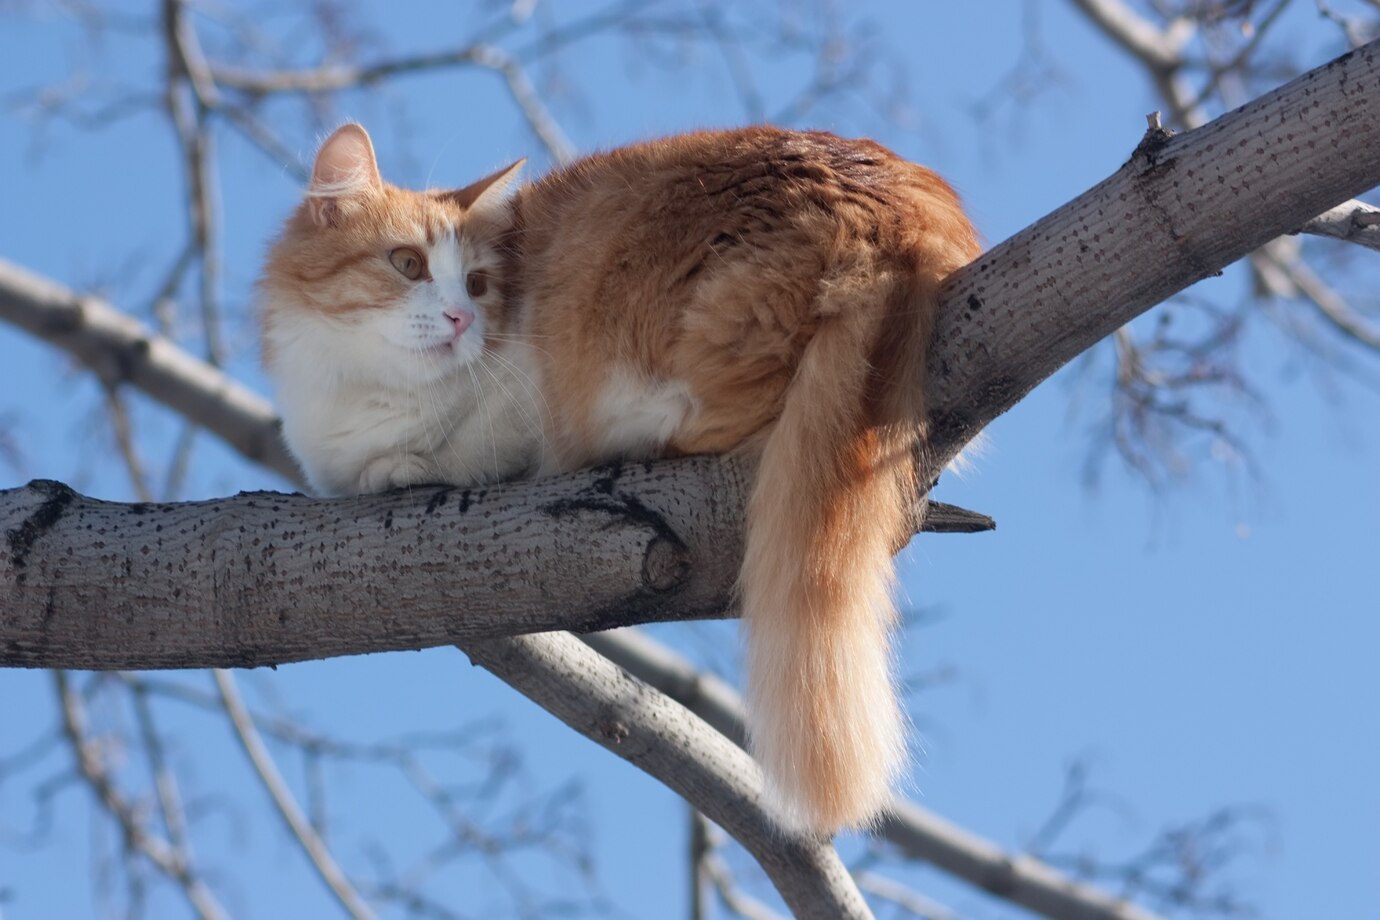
xmin=924 ymin=39 xmax=1380 ymax=468
xmin=5 ymin=40 xmax=1380 ymax=666
xmin=0 ymin=463 xmax=743 ymax=669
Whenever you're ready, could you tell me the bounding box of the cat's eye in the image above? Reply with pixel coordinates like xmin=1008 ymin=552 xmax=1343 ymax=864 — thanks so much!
xmin=466 ymin=271 xmax=488 ymax=298
xmin=389 ymin=247 xmax=425 ymax=281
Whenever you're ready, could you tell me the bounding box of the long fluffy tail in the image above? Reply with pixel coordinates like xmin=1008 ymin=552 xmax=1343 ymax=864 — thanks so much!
xmin=741 ymin=273 xmax=940 ymax=837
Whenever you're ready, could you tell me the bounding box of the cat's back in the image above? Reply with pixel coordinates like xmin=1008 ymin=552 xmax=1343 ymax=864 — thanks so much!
xmin=510 ymin=126 xmax=976 ymax=344
xmin=515 ymin=126 xmax=970 ymax=260
xmin=503 ymin=126 xmax=979 ymax=466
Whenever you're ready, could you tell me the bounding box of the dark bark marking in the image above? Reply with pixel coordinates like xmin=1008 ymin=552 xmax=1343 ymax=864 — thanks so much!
xmin=425 ymin=487 xmax=453 ymax=514
xmin=6 ymin=480 xmax=76 ymax=582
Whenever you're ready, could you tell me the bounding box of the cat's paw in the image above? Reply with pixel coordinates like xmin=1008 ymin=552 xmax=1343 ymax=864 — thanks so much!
xmin=358 ymin=454 xmax=435 ymax=493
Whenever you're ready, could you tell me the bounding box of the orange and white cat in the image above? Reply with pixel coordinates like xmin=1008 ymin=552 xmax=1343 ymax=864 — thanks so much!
xmin=260 ymin=123 xmax=979 ymax=836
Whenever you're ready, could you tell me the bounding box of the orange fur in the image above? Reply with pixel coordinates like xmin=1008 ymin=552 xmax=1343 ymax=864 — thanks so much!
xmin=260 ymin=124 xmax=980 ymax=835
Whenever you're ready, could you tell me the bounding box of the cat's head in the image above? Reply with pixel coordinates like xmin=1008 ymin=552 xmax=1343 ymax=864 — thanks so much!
xmin=259 ymin=123 xmax=524 ymax=388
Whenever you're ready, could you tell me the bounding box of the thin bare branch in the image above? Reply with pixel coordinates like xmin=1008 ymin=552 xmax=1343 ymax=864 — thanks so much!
xmin=1296 ymin=198 xmax=1380 ymax=252
xmin=703 ymin=853 xmax=787 ymax=920
xmin=854 ymin=872 xmax=956 ymax=920
xmin=463 ymin=632 xmax=871 ymax=919
xmin=103 ymin=387 xmax=155 ymax=502
xmin=54 ymin=671 xmax=227 ymax=920
xmin=1066 ymin=0 xmax=1195 ymax=72
xmin=162 ymin=0 xmax=225 ymax=366
xmin=211 ymin=669 xmax=376 ymax=920
xmin=1256 ymin=241 xmax=1380 ymax=350
xmin=0 ymin=259 xmax=302 ymax=485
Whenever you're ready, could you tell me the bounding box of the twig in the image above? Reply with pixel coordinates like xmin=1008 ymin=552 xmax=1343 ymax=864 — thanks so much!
xmin=211 ymin=668 xmax=376 ymax=920
xmin=103 ymin=386 xmax=155 ymax=502
xmin=690 ymin=807 xmax=711 ymax=920
xmin=703 ymin=853 xmax=787 ymax=920
xmin=1296 ymin=198 xmax=1380 ymax=252
xmin=54 ymin=671 xmax=227 ymax=920
xmin=854 ymin=871 xmax=956 ymax=920
xmin=162 ymin=0 xmax=226 ymax=366
xmin=1253 ymin=238 xmax=1380 ymax=351
xmin=128 ymin=680 xmax=194 ymax=866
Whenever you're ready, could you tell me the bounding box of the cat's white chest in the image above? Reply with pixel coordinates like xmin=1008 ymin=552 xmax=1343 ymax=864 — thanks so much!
xmin=275 ymin=344 xmax=546 ymax=495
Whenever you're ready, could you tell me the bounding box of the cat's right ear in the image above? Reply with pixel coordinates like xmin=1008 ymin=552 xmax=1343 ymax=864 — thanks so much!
xmin=306 ymin=123 xmax=382 ymax=227
xmin=438 ymin=160 xmax=526 ymax=219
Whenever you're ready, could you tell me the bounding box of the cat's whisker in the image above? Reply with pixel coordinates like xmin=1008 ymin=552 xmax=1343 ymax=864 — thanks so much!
xmin=483 ymin=332 xmax=555 ymax=360
xmin=473 ymin=353 xmax=540 ymax=468
xmin=465 ymin=358 xmax=501 ymax=483
xmin=416 ymin=343 xmax=473 ymax=484
xmin=481 ymin=347 xmax=556 ymax=452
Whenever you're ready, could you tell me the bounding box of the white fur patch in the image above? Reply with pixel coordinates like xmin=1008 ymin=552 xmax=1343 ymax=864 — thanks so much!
xmin=263 ymin=307 xmax=546 ymax=496
xmin=591 ymin=367 xmax=694 ymax=458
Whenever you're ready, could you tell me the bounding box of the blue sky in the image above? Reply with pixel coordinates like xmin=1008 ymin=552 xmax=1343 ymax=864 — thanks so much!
xmin=1 ymin=2 xmax=1377 ymax=918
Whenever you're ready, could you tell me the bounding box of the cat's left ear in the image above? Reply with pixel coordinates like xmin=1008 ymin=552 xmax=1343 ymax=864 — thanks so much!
xmin=307 ymin=123 xmax=382 ymax=227
xmin=440 ymin=159 xmax=526 ymax=219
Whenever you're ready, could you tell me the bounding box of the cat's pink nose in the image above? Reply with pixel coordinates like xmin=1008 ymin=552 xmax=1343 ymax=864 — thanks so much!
xmin=444 ymin=309 xmax=474 ymax=337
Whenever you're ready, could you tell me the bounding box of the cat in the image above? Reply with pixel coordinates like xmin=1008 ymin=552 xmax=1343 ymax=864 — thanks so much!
xmin=259 ymin=122 xmax=980 ymax=836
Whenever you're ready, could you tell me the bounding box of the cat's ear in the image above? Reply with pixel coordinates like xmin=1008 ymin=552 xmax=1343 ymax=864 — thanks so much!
xmin=307 ymin=123 xmax=382 ymax=227
xmin=439 ymin=160 xmax=526 ymax=218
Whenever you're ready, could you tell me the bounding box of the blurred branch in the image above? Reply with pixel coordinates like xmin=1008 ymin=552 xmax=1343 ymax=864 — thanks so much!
xmin=54 ymin=670 xmax=227 ymax=920
xmin=1296 ymin=198 xmax=1380 ymax=252
xmin=0 ymin=259 xmax=302 ymax=485
xmin=1024 ymin=761 xmax=1264 ymax=917
xmin=1067 ymin=0 xmax=1195 ymax=72
xmin=854 ymin=872 xmax=956 ymax=920
xmin=105 ymin=671 xmax=599 ymax=915
xmin=162 ymin=0 xmax=225 ymax=366
xmin=211 ymin=669 xmax=376 ymax=920
xmin=1254 ymin=239 xmax=1380 ymax=349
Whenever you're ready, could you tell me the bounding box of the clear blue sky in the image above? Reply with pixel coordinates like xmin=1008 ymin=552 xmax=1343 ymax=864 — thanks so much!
xmin=1 ymin=3 xmax=1377 ymax=918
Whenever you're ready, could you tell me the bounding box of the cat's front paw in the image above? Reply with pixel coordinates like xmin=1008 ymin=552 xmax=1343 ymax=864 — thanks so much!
xmin=358 ymin=454 xmax=436 ymax=493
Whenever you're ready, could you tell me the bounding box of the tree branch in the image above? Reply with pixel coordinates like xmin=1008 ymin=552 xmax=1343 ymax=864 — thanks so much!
xmin=1065 ymin=0 xmax=1194 ymax=74
xmin=1296 ymin=198 xmax=1380 ymax=252
xmin=582 ymin=630 xmax=1163 ymax=920
xmin=211 ymin=669 xmax=376 ymax=919
xmin=0 ymin=259 xmax=301 ymax=485
xmin=55 ymin=671 xmax=228 ymax=920
xmin=4 ymin=40 xmax=1380 ymax=665
xmin=924 ymin=38 xmax=1380 ymax=468
xmin=462 ymin=632 xmax=870 ymax=919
